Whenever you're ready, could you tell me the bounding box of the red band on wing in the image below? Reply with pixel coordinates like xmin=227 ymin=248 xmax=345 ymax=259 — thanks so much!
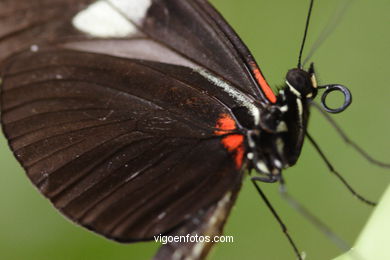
xmin=214 ymin=113 xmax=236 ymax=135
xmin=249 ymin=62 xmax=276 ymax=103
xmin=221 ymin=135 xmax=244 ymax=168
xmin=214 ymin=114 xmax=245 ymax=169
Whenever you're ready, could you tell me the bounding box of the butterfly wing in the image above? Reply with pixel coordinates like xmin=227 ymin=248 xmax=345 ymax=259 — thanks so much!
xmin=1 ymin=48 xmax=245 ymax=240
xmin=0 ymin=0 xmax=263 ymax=256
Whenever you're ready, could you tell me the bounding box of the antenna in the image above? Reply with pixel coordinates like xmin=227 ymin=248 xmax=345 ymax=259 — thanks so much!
xmin=303 ymin=0 xmax=353 ymax=66
xmin=298 ymin=0 xmax=314 ymax=68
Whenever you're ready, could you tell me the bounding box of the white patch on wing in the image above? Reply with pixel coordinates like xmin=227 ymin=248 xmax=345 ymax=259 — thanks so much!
xmin=30 ymin=45 xmax=39 ymax=52
xmin=196 ymin=68 xmax=260 ymax=125
xmin=72 ymin=1 xmax=137 ymax=37
xmin=63 ymin=39 xmax=197 ymax=68
xmin=108 ymin=0 xmax=152 ymax=24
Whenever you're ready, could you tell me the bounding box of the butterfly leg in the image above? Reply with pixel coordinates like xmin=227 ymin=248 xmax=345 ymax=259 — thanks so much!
xmin=251 ymin=179 xmax=303 ymax=260
xmin=250 ymin=175 xmax=277 ymax=183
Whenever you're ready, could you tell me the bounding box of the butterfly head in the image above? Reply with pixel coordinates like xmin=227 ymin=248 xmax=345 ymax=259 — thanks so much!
xmin=285 ymin=63 xmax=318 ymax=100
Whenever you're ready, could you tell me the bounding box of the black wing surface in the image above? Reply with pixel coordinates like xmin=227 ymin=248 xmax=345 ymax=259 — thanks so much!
xmin=1 ymin=48 xmax=244 ymax=240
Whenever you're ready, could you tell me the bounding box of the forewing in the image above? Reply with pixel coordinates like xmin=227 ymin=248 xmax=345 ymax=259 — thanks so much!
xmin=0 ymin=0 xmax=273 ymax=102
xmin=0 ymin=49 xmax=244 ymax=240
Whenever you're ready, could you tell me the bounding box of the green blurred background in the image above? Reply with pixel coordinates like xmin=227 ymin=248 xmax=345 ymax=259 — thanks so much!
xmin=1 ymin=0 xmax=389 ymax=259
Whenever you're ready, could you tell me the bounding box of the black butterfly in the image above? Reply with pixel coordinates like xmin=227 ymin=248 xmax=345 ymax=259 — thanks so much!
xmin=1 ymin=0 xmax=386 ymax=259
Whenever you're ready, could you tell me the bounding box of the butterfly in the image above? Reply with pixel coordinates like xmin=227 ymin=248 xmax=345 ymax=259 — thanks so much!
xmin=1 ymin=0 xmax=387 ymax=259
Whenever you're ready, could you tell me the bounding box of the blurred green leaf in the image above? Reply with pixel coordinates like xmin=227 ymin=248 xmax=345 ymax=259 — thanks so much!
xmin=334 ymin=185 xmax=390 ymax=260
